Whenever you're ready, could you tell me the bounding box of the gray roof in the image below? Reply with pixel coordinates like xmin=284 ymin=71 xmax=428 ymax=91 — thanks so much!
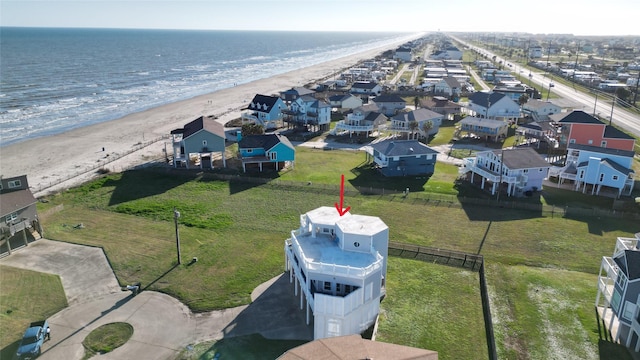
xmin=238 ymin=133 xmax=294 ymax=152
xmin=248 ymin=94 xmax=282 ymax=112
xmin=351 ymin=81 xmax=379 ymax=90
xmin=171 ymin=115 xmax=226 ymax=139
xmin=604 ymin=125 xmax=635 ymax=140
xmin=491 ymin=148 xmax=550 ymax=169
xmin=568 ymin=143 xmax=635 ymax=158
xmin=372 ymin=94 xmax=406 ymax=104
xmin=468 ymin=92 xmax=509 ymax=108
xmin=614 ymin=250 xmax=640 ymax=280
xmin=0 ymin=176 xmax=36 ymax=217
xmin=392 ymin=108 xmax=443 ymax=123
xmin=552 ymin=110 xmax=603 ymax=124
xmin=371 ymin=139 xmax=438 ymax=157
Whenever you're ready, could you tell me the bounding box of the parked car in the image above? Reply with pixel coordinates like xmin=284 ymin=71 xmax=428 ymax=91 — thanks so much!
xmin=15 ymin=320 xmax=49 ymax=359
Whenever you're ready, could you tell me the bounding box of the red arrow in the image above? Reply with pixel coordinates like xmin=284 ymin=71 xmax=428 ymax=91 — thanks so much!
xmin=334 ymin=174 xmax=351 ymax=216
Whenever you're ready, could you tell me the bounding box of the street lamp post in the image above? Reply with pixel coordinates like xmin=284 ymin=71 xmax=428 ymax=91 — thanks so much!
xmin=174 ymin=208 xmax=182 ymax=265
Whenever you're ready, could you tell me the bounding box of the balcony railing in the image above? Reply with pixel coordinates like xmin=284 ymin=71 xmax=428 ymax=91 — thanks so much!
xmin=615 ymin=237 xmax=640 ymax=256
xmin=289 ymin=230 xmax=383 ymax=279
xmin=334 ymin=121 xmax=374 ymax=132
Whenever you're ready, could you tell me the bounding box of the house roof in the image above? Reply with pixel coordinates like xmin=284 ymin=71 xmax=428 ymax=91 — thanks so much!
xmin=329 ymin=94 xmax=353 ymax=102
xmin=171 ymin=115 xmax=225 ymax=139
xmin=278 ymin=334 xmax=438 ymax=360
xmin=460 ymin=117 xmax=506 ymax=129
xmin=551 ymin=110 xmax=604 ymax=124
xmin=351 ymin=81 xmax=379 ymax=90
xmin=238 ymin=133 xmax=294 ymax=152
xmin=614 ymin=250 xmax=640 ymax=280
xmin=523 ymin=99 xmax=560 ymax=111
xmin=392 ymin=108 xmax=443 ymax=123
xmin=248 ymin=94 xmax=282 ymax=112
xmin=0 ymin=184 xmax=37 ymax=218
xmin=604 ymin=125 xmax=635 ymax=140
xmin=280 ymin=86 xmax=315 ymax=98
xmin=492 ymin=148 xmax=550 ymax=169
xmin=372 ymin=94 xmax=406 ymax=104
xmin=371 ymin=139 xmax=438 ymax=157
xmin=518 ymin=122 xmax=542 ymax=131
xmin=442 ymin=77 xmax=460 ymax=88
xmin=468 ymin=92 xmax=509 ymax=108
xmin=364 ymin=112 xmax=387 ymax=123
xmin=601 ymin=158 xmax=634 ymax=175
xmin=568 ymin=143 xmax=635 ymax=158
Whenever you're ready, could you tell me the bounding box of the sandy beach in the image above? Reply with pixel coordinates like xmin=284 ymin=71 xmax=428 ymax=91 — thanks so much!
xmin=1 ymin=37 xmax=415 ymax=197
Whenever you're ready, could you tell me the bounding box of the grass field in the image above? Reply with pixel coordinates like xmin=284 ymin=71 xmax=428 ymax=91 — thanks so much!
xmin=4 ymin=142 xmax=639 ymax=359
xmin=0 ymin=266 xmax=67 ymax=359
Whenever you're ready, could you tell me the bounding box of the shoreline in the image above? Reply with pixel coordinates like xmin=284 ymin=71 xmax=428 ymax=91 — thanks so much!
xmin=1 ymin=36 xmax=417 ymax=196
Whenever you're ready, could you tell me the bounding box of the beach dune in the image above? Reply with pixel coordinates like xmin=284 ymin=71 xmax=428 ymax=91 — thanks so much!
xmin=1 ymin=40 xmax=413 ymax=197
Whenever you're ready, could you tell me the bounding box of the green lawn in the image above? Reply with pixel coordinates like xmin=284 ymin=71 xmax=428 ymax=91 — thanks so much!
xmin=4 ymin=141 xmax=639 ymax=359
xmin=0 ymin=266 xmax=67 ymax=359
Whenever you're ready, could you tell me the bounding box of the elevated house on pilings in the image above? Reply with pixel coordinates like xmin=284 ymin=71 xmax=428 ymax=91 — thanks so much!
xmin=0 ymin=175 xmax=42 ymax=257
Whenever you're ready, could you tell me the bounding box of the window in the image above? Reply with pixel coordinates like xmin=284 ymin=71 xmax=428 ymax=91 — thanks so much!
xmin=601 ymin=141 xmax=607 ymax=147
xmin=579 ymin=170 xmax=584 ymax=179
xmin=324 ymin=282 xmax=331 ymax=291
xmin=8 ymin=180 xmax=21 ymax=188
xmin=270 ymin=152 xmax=277 ymax=160
xmin=246 ymin=149 xmax=253 ymax=153
xmin=5 ymin=212 xmax=18 ymax=223
xmin=569 ymin=139 xmax=576 ymax=144
xmin=202 ymin=140 xmax=207 ymax=146
xmin=353 ymin=242 xmax=360 ymax=248
xmin=612 ymin=175 xmax=619 ymax=181
xmin=587 ymin=139 xmax=593 ymax=145
xmin=623 ymin=301 xmax=637 ymax=321
xmin=612 ymin=290 xmax=622 ymax=312
xmin=599 ymin=173 xmax=604 ymax=182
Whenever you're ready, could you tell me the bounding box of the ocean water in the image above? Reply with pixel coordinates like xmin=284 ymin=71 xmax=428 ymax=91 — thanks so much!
xmin=0 ymin=27 xmax=416 ymax=147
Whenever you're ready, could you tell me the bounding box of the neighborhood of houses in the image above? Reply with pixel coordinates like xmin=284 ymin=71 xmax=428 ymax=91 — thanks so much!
xmin=1 ymin=34 xmax=639 ymax=356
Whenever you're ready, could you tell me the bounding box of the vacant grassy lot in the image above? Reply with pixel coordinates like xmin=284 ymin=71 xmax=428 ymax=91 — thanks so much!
xmin=7 ymin=144 xmax=637 ymax=359
xmin=0 ymin=266 xmax=67 ymax=359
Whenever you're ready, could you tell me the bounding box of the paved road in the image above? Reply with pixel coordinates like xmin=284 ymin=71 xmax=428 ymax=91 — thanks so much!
xmin=0 ymin=240 xmax=312 ymax=360
xmin=450 ymin=34 xmax=640 ymax=138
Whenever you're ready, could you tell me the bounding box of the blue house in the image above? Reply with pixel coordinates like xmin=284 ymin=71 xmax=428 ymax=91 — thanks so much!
xmin=171 ymin=115 xmax=227 ymax=169
xmin=238 ymin=133 xmax=295 ymax=172
xmin=550 ymin=143 xmax=635 ymax=197
xmin=368 ymin=139 xmax=438 ymax=177
xmin=241 ymin=94 xmax=287 ymax=130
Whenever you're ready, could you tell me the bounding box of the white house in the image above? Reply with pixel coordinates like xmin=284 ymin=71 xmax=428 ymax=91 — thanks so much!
xmin=284 ymin=206 xmax=389 ymax=340
xmin=433 ymin=77 xmax=462 ymax=98
xmin=467 ymin=92 xmax=521 ymax=122
xmin=394 ymin=46 xmax=412 ymax=62
xmin=372 ymin=94 xmax=406 ymax=116
xmin=333 ymin=104 xmax=387 ymax=138
xmin=284 ymin=95 xmax=332 ymax=131
xmin=328 ymin=94 xmax=363 ymax=110
xmin=521 ymin=99 xmax=562 ymax=121
xmin=350 ymin=81 xmax=382 ymax=96
xmin=457 ymin=117 xmax=508 ymax=142
xmin=390 ymin=108 xmax=443 ymax=139
xmin=459 ymin=148 xmax=550 ymax=197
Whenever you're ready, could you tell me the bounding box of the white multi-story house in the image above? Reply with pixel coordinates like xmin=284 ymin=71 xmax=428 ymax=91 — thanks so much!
xmin=596 ymin=232 xmax=640 ymax=351
xmin=389 ymin=108 xmax=443 ymax=139
xmin=467 ymin=92 xmax=521 ymax=122
xmin=459 ymin=148 xmax=550 ymax=197
xmin=521 ymin=99 xmax=562 ymax=121
xmin=284 ymin=206 xmax=389 ymax=340
xmin=242 ymin=94 xmax=287 ymax=130
xmin=283 ymin=95 xmax=332 ymax=132
xmin=332 ymin=104 xmax=387 ymax=138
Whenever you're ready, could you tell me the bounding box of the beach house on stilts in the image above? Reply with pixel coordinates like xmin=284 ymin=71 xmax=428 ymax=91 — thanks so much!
xmin=170 ymin=115 xmax=227 ymax=169
xmin=284 ymin=206 xmax=389 ymax=340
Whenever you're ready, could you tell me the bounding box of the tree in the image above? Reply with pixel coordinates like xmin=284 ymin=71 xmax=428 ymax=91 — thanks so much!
xmin=518 ymin=94 xmax=529 ymax=107
xmin=408 ymin=121 xmax=419 ymax=140
xmin=413 ymin=96 xmax=421 ymax=109
xmin=421 ymin=120 xmax=434 ymax=142
xmin=616 ymin=87 xmax=631 ymax=103
xmin=241 ymin=123 xmax=264 ymax=136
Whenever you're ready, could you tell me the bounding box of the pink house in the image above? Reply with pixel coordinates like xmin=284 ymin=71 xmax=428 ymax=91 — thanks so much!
xmin=551 ymin=110 xmax=635 ymax=152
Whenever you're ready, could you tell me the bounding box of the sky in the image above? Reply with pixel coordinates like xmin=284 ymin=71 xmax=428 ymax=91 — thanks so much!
xmin=1 ymin=0 xmax=639 ymax=36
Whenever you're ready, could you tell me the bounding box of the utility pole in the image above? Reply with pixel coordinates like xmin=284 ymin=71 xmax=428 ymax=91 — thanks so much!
xmin=174 ymin=208 xmax=182 ymax=265
xmin=593 ymin=93 xmax=598 ymax=115
xmin=609 ymin=94 xmax=616 ymax=126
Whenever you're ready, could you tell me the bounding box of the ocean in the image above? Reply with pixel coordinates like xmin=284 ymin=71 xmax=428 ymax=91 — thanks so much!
xmin=0 ymin=27 xmax=416 ymax=147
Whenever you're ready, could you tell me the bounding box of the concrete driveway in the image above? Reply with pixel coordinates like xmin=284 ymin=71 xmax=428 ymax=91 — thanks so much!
xmin=0 ymin=239 xmax=312 ymax=360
